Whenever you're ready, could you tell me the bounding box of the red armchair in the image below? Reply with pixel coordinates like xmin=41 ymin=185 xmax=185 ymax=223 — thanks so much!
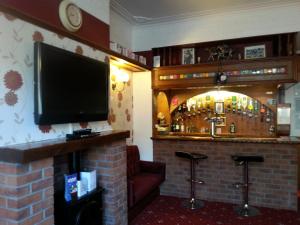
xmin=127 ymin=145 xmax=165 ymax=221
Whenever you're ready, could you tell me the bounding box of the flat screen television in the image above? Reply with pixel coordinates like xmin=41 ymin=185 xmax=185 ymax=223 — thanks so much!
xmin=34 ymin=42 xmax=109 ymax=125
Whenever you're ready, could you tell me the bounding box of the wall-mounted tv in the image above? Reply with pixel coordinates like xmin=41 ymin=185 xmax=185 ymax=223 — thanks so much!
xmin=34 ymin=42 xmax=109 ymax=125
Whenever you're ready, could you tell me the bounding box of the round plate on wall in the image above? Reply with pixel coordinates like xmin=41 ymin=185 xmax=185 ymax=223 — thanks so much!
xmin=59 ymin=0 xmax=83 ymax=32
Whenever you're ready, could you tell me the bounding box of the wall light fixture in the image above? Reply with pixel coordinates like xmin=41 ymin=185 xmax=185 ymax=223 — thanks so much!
xmin=111 ymin=65 xmax=129 ymax=92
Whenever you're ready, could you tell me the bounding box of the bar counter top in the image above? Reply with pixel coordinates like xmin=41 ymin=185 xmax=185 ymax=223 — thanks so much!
xmin=152 ymin=134 xmax=300 ymax=144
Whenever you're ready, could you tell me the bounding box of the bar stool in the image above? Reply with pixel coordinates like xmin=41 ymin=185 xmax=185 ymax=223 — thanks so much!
xmin=232 ymin=155 xmax=264 ymax=217
xmin=175 ymin=151 xmax=208 ymax=210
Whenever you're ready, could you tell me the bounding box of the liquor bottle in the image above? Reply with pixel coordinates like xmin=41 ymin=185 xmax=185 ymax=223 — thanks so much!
xmin=260 ymin=104 xmax=266 ymax=122
xmin=201 ymin=106 xmax=206 ymax=113
xmin=270 ymin=110 xmax=274 ymax=122
xmin=173 ymin=122 xmax=177 ymax=132
xmin=182 ymin=103 xmax=187 ymax=114
xmin=177 ymin=105 xmax=182 ymax=114
xmin=196 ymin=99 xmax=201 ymax=114
xmin=206 ymin=105 xmax=211 ymax=114
xmin=226 ymin=104 xmax=231 ymax=113
xmin=225 ymin=97 xmax=231 ymax=113
xmin=200 ymin=98 xmax=206 ymax=113
xmin=242 ymin=97 xmax=248 ymax=115
xmin=180 ymin=118 xmax=185 ymax=132
xmin=206 ymin=95 xmax=211 ymax=113
xmin=237 ymin=98 xmax=242 ymax=114
xmin=266 ymin=109 xmax=271 ymax=123
xmin=254 ymin=100 xmax=259 ymax=117
xmin=170 ymin=121 xmax=174 ymax=132
xmin=232 ymin=96 xmax=237 ymax=113
xmin=175 ymin=119 xmax=180 ymax=132
xmin=186 ymin=116 xmax=193 ymax=133
xmin=229 ymin=122 xmax=236 ymax=133
xmin=248 ymin=99 xmax=254 ymax=118
xmin=192 ymin=105 xmax=197 ymax=116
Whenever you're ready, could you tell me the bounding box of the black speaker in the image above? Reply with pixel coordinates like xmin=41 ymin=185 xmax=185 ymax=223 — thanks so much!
xmin=55 ymin=188 xmax=103 ymax=225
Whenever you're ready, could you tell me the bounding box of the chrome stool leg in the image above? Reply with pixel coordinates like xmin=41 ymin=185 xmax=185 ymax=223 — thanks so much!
xmin=182 ymin=158 xmax=204 ymax=210
xmin=175 ymin=151 xmax=207 ymax=210
xmin=234 ymin=160 xmax=260 ymax=217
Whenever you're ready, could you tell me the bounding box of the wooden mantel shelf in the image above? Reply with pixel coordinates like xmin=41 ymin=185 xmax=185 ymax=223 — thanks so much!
xmin=0 ymin=130 xmax=130 ymax=163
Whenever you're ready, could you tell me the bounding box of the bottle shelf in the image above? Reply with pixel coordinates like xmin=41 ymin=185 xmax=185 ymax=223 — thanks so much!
xmin=154 ymin=88 xmax=278 ymax=138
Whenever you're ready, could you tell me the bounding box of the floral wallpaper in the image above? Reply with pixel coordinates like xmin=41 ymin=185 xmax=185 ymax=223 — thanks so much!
xmin=0 ymin=11 xmax=133 ymax=147
xmin=108 ymin=68 xmax=133 ymax=144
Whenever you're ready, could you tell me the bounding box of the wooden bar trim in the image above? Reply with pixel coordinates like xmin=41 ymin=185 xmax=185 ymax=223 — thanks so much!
xmin=152 ymin=56 xmax=300 ymax=89
xmin=151 ymin=135 xmax=300 ymax=145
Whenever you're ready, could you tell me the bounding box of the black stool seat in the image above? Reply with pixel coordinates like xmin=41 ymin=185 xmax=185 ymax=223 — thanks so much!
xmin=232 ymin=155 xmax=264 ymax=163
xmin=176 ymin=151 xmax=208 ymax=160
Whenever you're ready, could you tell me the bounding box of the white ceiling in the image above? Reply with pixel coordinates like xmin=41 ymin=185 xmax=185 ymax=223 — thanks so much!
xmin=111 ymin=0 xmax=300 ymax=24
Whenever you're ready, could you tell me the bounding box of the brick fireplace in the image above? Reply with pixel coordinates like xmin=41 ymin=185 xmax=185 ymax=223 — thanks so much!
xmin=0 ymin=131 xmax=129 ymax=225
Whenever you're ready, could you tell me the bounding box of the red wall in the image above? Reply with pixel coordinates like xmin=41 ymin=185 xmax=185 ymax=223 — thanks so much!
xmin=0 ymin=0 xmax=109 ymax=49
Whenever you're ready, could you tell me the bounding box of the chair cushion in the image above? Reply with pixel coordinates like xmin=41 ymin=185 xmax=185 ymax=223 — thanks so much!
xmin=131 ymin=173 xmax=162 ymax=204
xmin=127 ymin=145 xmax=141 ymax=178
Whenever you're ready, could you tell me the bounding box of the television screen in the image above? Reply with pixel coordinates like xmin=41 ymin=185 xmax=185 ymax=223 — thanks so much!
xmin=34 ymin=42 xmax=109 ymax=125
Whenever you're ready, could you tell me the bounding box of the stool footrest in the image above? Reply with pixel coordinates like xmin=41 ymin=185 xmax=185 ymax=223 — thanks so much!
xmin=233 ymin=183 xmax=244 ymax=188
xmin=193 ymin=179 xmax=204 ymax=184
xmin=187 ymin=179 xmax=205 ymax=184
xmin=233 ymin=182 xmax=251 ymax=189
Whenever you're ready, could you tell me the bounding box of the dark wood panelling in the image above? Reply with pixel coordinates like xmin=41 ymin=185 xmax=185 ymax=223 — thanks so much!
xmin=152 ymin=57 xmax=299 ymax=89
xmin=151 ymin=33 xmax=296 ymax=67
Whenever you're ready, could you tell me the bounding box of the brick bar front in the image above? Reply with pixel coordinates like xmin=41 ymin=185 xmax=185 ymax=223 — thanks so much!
xmin=0 ymin=131 xmax=129 ymax=225
xmin=153 ymin=139 xmax=298 ymax=210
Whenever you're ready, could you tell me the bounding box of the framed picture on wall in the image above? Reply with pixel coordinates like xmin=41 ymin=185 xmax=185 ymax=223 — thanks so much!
xmin=182 ymin=48 xmax=195 ymax=64
xmin=153 ymin=55 xmax=161 ymax=67
xmin=244 ymin=44 xmax=266 ymax=59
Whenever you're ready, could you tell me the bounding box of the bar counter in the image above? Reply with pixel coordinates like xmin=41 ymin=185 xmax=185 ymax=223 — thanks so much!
xmin=152 ymin=135 xmax=300 ymax=144
xmin=152 ymin=135 xmax=299 ymax=211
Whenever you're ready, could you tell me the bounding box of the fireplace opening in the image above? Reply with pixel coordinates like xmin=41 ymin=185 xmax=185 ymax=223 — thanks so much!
xmin=54 ymin=151 xmax=103 ymax=225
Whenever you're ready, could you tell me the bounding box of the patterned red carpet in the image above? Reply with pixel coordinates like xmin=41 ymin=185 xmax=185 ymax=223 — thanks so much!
xmin=130 ymin=196 xmax=300 ymax=225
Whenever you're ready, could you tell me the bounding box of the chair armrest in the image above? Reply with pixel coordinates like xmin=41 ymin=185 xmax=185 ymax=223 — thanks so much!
xmin=140 ymin=160 xmax=166 ymax=182
xmin=127 ymin=179 xmax=135 ymax=208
